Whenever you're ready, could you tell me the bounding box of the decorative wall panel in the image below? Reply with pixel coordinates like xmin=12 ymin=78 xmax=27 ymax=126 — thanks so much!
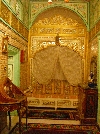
xmin=27 ymin=80 xmax=79 ymax=99
xmin=1 ymin=2 xmax=11 ymax=25
xmin=24 ymin=27 xmax=29 ymax=40
xmin=27 ymin=95 xmax=79 ymax=109
xmin=91 ymin=38 xmax=98 ymax=57
xmin=30 ymin=2 xmax=88 ymax=27
xmin=45 ymin=82 xmax=52 ymax=94
xmin=1 ymin=1 xmax=29 ymax=40
xmin=89 ymin=20 xmax=100 ymax=40
xmin=11 ymin=14 xmax=19 ymax=32
xmin=0 ymin=30 xmax=8 ymax=82
xmin=54 ymin=80 xmax=62 ymax=94
xmin=16 ymin=1 xmax=22 ymax=20
xmin=2 ymin=0 xmax=29 ymax=28
xmin=96 ymin=20 xmax=100 ymax=34
xmin=18 ymin=21 xmax=24 ymax=37
xmin=30 ymin=36 xmax=85 ymax=58
xmin=29 ymin=6 xmax=88 ymax=88
xmin=0 ymin=23 xmax=27 ymax=49
xmin=10 ymin=0 xmax=16 ymax=12
xmin=90 ymin=0 xmax=100 ymax=29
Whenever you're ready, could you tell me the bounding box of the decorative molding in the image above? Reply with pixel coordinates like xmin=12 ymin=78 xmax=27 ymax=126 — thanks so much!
xmin=0 ymin=22 xmax=28 ymax=50
xmin=1 ymin=1 xmax=29 ymax=40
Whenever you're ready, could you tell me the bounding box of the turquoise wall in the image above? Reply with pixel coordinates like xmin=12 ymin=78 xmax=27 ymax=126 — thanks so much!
xmin=13 ymin=51 xmax=20 ymax=86
xmin=8 ymin=49 xmax=20 ymax=87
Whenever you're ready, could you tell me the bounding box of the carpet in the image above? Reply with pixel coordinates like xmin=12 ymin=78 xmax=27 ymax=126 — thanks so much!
xmin=27 ymin=110 xmax=78 ymax=120
xmin=10 ymin=123 xmax=100 ymax=134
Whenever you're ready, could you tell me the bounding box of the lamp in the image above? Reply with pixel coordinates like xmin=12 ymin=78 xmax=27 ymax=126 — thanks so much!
xmin=2 ymin=34 xmax=8 ymax=54
xmin=48 ymin=0 xmax=52 ymax=4
xmin=64 ymin=0 xmax=69 ymax=2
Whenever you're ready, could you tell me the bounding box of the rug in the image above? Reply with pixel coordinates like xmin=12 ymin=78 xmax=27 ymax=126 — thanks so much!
xmin=10 ymin=123 xmax=100 ymax=134
xmin=27 ymin=110 xmax=78 ymax=120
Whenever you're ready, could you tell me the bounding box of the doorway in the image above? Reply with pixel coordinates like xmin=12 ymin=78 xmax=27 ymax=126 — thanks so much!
xmin=8 ymin=45 xmax=20 ymax=87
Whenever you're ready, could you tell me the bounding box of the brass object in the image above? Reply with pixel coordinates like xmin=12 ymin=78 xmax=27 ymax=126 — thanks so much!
xmin=2 ymin=35 xmax=9 ymax=54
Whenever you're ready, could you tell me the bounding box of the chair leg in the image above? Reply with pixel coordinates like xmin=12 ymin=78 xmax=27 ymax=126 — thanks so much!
xmin=26 ymin=106 xmax=28 ymax=129
xmin=8 ymin=111 xmax=11 ymax=130
xmin=18 ymin=109 xmax=21 ymax=134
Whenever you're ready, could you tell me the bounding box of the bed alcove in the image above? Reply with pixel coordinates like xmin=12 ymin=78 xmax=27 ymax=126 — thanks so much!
xmin=26 ymin=6 xmax=98 ymax=125
xmin=26 ymin=45 xmax=83 ymax=122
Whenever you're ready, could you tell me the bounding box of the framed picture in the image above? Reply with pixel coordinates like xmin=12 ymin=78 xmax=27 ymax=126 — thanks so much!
xmin=8 ymin=64 xmax=13 ymax=81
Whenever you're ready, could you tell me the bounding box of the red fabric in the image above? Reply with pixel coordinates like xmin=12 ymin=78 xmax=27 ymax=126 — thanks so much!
xmin=20 ymin=50 xmax=25 ymax=63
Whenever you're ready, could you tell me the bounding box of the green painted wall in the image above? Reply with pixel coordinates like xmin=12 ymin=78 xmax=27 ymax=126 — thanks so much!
xmin=13 ymin=51 xmax=20 ymax=86
xmin=8 ymin=47 xmax=20 ymax=87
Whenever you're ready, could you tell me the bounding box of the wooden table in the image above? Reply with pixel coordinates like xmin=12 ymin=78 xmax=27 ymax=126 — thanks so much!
xmin=0 ymin=78 xmax=27 ymax=134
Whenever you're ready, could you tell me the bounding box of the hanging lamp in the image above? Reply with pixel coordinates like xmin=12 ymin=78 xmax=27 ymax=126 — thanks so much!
xmin=48 ymin=0 xmax=52 ymax=4
xmin=64 ymin=0 xmax=69 ymax=2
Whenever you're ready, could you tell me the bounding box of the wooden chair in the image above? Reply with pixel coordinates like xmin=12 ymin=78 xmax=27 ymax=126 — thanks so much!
xmin=0 ymin=78 xmax=27 ymax=134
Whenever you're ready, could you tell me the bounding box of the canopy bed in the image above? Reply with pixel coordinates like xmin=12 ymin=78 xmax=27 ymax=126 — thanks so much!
xmin=26 ymin=41 xmax=98 ymax=124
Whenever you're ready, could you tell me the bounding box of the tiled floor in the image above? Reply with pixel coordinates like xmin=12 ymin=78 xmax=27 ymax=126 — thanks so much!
xmin=1 ymin=116 xmax=80 ymax=134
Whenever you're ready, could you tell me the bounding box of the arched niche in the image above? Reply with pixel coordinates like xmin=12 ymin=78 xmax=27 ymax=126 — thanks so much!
xmin=29 ymin=6 xmax=88 ymax=85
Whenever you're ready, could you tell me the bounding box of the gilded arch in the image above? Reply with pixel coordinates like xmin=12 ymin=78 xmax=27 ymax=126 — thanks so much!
xmin=29 ymin=5 xmax=88 ymax=29
xmin=29 ymin=5 xmax=89 ymax=85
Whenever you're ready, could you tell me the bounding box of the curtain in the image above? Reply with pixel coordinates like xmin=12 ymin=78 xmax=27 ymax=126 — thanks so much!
xmin=33 ymin=46 xmax=82 ymax=86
